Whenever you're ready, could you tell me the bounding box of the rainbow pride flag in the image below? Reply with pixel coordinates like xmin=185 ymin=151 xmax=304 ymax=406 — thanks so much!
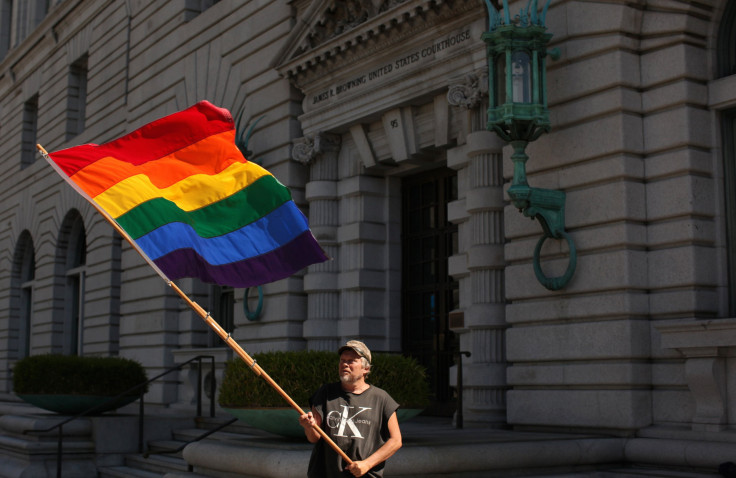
xmin=46 ymin=101 xmax=328 ymax=287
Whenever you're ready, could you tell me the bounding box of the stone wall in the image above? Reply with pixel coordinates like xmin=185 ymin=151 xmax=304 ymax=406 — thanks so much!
xmin=0 ymin=0 xmax=307 ymax=404
xmin=505 ymin=1 xmax=728 ymax=434
xmin=2 ymin=0 xmax=736 ymax=436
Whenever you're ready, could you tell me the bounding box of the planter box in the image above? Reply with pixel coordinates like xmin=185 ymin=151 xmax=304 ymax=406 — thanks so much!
xmin=17 ymin=394 xmax=139 ymax=415
xmin=223 ymin=407 xmax=424 ymax=438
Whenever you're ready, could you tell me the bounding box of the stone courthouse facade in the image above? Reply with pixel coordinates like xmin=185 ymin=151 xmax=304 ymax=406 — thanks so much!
xmin=3 ymin=0 xmax=736 ymax=467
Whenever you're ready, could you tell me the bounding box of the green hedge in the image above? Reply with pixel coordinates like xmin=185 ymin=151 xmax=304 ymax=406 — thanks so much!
xmin=13 ymin=354 xmax=149 ymax=396
xmin=219 ymin=350 xmax=430 ymax=409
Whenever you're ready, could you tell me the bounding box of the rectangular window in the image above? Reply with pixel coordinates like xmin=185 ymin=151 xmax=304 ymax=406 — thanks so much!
xmin=184 ymin=0 xmax=220 ymax=21
xmin=66 ymin=54 xmax=88 ymax=140
xmin=15 ymin=0 xmax=28 ymax=45
xmin=0 ymin=0 xmax=12 ymax=59
xmin=13 ymin=0 xmax=48 ymax=46
xmin=32 ymin=0 xmax=49 ymax=29
xmin=21 ymin=94 xmax=39 ymax=169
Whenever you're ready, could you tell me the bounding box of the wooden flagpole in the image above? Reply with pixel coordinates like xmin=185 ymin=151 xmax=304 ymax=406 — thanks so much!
xmin=37 ymin=144 xmax=353 ymax=465
xmin=166 ymin=281 xmax=352 ymax=464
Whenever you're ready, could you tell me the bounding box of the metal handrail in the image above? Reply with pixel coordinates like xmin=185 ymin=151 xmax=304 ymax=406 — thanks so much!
xmin=144 ymin=417 xmax=238 ymax=458
xmin=23 ymin=354 xmax=216 ymax=478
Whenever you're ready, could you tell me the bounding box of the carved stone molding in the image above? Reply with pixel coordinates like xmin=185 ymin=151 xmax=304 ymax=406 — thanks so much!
xmin=447 ymin=70 xmax=488 ymax=109
xmin=301 ymin=0 xmax=408 ymax=53
xmin=275 ymin=0 xmax=477 ymax=81
xmin=291 ymin=133 xmax=342 ymax=165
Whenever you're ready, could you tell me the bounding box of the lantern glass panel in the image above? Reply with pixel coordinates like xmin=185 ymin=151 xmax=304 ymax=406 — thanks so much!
xmin=511 ymin=51 xmax=532 ymax=103
xmin=495 ymin=53 xmax=506 ymax=106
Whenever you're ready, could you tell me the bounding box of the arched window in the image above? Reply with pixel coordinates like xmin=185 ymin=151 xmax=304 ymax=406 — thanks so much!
xmin=10 ymin=231 xmax=35 ymax=359
xmin=719 ymin=0 xmax=736 ymax=78
xmin=208 ymin=285 xmax=234 ymax=347
xmin=57 ymin=211 xmax=86 ymax=355
xmin=66 ymin=53 xmax=88 ymax=140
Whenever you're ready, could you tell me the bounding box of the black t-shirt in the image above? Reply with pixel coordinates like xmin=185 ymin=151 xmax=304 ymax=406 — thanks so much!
xmin=307 ymin=382 xmax=399 ymax=478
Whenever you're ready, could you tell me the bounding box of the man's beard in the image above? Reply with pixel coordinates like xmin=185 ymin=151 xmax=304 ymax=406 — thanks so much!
xmin=340 ymin=373 xmax=358 ymax=383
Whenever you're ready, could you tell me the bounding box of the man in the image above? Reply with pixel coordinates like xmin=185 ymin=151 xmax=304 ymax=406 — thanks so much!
xmin=299 ymin=340 xmax=403 ymax=477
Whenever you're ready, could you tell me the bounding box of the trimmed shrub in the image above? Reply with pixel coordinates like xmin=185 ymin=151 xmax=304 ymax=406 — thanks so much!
xmin=13 ymin=354 xmax=148 ymax=396
xmin=219 ymin=350 xmax=430 ymax=409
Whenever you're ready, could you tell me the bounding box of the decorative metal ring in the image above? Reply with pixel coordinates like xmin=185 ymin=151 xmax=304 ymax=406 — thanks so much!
xmin=243 ymin=286 xmax=264 ymax=321
xmin=532 ymin=230 xmax=577 ymax=291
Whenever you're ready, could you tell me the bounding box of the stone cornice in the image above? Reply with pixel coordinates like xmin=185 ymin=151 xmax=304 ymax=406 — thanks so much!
xmin=656 ymin=318 xmax=736 ymax=350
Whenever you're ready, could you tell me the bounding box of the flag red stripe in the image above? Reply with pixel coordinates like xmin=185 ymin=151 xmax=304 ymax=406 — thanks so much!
xmin=49 ymin=102 xmax=234 ymax=177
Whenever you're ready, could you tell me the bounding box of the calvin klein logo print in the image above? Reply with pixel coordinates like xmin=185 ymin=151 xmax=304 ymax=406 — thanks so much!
xmin=327 ymin=405 xmax=372 ymax=438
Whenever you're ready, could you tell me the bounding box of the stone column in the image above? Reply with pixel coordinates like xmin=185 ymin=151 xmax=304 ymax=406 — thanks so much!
xmin=448 ymin=71 xmax=508 ymax=424
xmin=292 ymin=133 xmax=341 ymax=351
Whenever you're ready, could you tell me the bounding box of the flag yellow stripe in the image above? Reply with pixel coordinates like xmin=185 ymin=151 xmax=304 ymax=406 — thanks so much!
xmin=87 ymin=160 xmax=273 ymax=218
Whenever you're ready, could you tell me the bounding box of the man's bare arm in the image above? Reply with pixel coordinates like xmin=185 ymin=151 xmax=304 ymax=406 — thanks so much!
xmin=345 ymin=412 xmax=402 ymax=477
xmin=298 ymin=406 xmax=323 ymax=443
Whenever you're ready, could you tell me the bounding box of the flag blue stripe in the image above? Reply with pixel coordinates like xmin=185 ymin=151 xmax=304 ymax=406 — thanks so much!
xmin=134 ymin=201 xmax=310 ymax=265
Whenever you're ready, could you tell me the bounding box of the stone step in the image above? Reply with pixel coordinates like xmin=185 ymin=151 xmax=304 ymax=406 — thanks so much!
xmin=162 ymin=473 xmax=212 ymax=478
xmin=124 ymin=453 xmax=190 ymax=475
xmin=102 ymin=420 xmax=248 ymax=478
xmin=147 ymin=439 xmax=186 ymax=456
xmin=98 ymin=465 xmax=164 ymax=478
xmin=0 ymin=432 xmax=95 ymax=454
xmin=194 ymin=415 xmax=270 ymax=436
xmin=171 ymin=427 xmax=272 ymax=446
xmin=540 ymin=468 xmax=720 ymax=478
xmin=0 ymin=414 xmax=92 ymax=440
xmin=597 ymin=468 xmax=721 ymax=478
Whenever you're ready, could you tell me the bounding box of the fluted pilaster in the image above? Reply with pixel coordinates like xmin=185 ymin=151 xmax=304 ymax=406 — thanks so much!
xmin=293 ymin=133 xmax=341 ymax=351
xmin=457 ymin=130 xmax=508 ymax=424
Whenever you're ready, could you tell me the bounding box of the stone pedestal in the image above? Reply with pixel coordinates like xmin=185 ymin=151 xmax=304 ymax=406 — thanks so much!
xmin=656 ymin=318 xmax=736 ymax=432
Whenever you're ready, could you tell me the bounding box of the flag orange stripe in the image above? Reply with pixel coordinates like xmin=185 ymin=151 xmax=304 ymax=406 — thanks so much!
xmin=69 ymin=130 xmax=241 ymax=197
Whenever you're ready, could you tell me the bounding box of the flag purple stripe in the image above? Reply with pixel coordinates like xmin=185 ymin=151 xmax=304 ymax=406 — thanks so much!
xmin=152 ymin=230 xmax=328 ymax=288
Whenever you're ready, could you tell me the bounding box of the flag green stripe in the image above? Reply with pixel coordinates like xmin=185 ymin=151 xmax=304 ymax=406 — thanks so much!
xmin=117 ymin=175 xmax=292 ymax=240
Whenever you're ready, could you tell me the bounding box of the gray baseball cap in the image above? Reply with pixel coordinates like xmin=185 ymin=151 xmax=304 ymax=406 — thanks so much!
xmin=338 ymin=340 xmax=372 ymax=364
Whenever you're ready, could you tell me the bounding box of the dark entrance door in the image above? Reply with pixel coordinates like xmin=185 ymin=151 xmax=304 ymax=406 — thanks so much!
xmin=723 ymin=110 xmax=736 ymax=316
xmin=402 ymin=167 xmax=459 ymax=415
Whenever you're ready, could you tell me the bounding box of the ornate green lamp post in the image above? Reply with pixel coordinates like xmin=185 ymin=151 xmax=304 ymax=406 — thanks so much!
xmin=483 ymin=0 xmax=575 ymax=291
